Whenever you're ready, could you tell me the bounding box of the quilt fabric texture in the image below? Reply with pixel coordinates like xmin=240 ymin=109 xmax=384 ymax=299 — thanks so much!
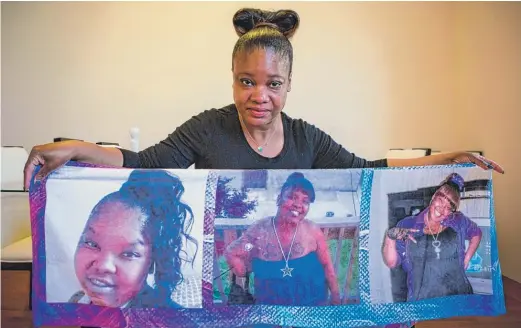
xmin=28 ymin=162 xmax=505 ymax=327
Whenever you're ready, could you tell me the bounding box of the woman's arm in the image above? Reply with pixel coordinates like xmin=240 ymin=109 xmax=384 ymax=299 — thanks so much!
xmin=462 ymin=216 xmax=483 ymax=269
xmin=120 ymin=109 xmax=217 ymax=169
xmin=388 ymin=152 xmax=504 ymax=173
xmin=71 ymin=141 xmax=124 ymax=166
xmin=306 ymin=122 xmax=387 ymax=168
xmin=382 ymin=236 xmax=400 ymax=269
xmin=223 ymin=225 xmax=260 ymax=277
xmin=24 ymin=140 xmax=124 ymax=188
xmin=24 ymin=109 xmax=218 ymax=189
xmin=381 ymin=227 xmax=417 ymax=268
xmin=312 ymin=225 xmax=341 ymax=304
xmin=464 ymin=235 xmax=482 ymax=270
xmin=305 ymin=120 xmax=504 ymax=173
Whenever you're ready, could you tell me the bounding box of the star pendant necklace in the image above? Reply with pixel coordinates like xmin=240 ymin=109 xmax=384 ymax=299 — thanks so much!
xmin=240 ymin=116 xmax=277 ymax=153
xmin=272 ymin=217 xmax=300 ymax=278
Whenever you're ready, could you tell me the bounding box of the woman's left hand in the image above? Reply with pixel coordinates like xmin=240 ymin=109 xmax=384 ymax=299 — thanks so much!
xmin=388 ymin=151 xmax=505 ymax=174
xmin=448 ymin=152 xmax=504 ymax=174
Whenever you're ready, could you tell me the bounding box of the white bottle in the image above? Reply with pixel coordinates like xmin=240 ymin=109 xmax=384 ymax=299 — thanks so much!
xmin=129 ymin=127 xmax=140 ymax=152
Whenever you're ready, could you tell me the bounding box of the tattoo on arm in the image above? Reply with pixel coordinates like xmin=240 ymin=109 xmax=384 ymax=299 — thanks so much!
xmin=291 ymin=242 xmax=305 ymax=258
xmin=386 ymin=227 xmax=416 ymax=241
xmin=224 ymin=226 xmax=265 ymax=276
xmin=263 ymin=243 xmax=280 ymax=260
xmin=387 ymin=228 xmax=403 ymax=240
xmin=227 ymin=229 xmax=257 ymax=258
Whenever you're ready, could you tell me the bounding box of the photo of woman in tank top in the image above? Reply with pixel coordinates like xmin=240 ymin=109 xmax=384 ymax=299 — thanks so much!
xmin=223 ymin=172 xmax=343 ymax=306
xmin=382 ymin=173 xmax=483 ymax=302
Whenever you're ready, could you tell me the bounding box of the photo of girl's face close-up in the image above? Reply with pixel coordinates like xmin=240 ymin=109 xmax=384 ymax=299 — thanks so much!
xmin=278 ymin=187 xmax=311 ymax=224
xmin=73 ymin=201 xmax=152 ymax=307
xmin=428 ymin=186 xmax=459 ymax=223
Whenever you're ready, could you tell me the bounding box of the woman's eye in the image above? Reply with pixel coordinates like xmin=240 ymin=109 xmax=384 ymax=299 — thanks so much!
xmin=122 ymin=252 xmax=141 ymax=259
xmin=270 ymin=81 xmax=282 ymax=88
xmin=84 ymin=240 xmax=98 ymax=249
xmin=240 ymin=79 xmax=253 ymax=86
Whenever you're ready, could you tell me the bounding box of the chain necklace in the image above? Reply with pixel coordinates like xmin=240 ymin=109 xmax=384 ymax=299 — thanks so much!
xmin=239 ymin=115 xmax=277 ymax=153
xmin=426 ymin=216 xmax=442 ymax=260
xmin=272 ymin=217 xmax=299 ymax=277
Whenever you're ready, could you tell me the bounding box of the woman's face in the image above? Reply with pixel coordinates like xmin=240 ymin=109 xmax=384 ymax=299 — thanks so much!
xmin=278 ymin=187 xmax=310 ymax=224
xmin=232 ymin=48 xmax=291 ymax=127
xmin=74 ymin=201 xmax=152 ymax=307
xmin=428 ymin=186 xmax=459 ymax=223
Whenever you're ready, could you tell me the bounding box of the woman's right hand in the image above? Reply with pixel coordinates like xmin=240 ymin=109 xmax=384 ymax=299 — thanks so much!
xmin=230 ymin=263 xmax=247 ymax=277
xmin=382 ymin=227 xmax=418 ymax=268
xmin=386 ymin=227 xmax=419 ymax=243
xmin=23 ymin=140 xmax=125 ymax=190
xmin=23 ymin=141 xmax=79 ymax=190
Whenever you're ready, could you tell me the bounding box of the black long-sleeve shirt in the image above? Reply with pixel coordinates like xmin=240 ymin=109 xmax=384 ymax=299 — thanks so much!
xmin=119 ymin=104 xmax=387 ymax=170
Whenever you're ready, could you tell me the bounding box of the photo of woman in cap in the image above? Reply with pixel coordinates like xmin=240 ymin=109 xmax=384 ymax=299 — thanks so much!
xmin=382 ymin=173 xmax=482 ymax=302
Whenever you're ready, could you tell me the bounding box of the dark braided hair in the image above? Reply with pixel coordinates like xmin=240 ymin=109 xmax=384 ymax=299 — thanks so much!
xmin=232 ymin=8 xmax=300 ymax=75
xmin=88 ymin=169 xmax=197 ymax=306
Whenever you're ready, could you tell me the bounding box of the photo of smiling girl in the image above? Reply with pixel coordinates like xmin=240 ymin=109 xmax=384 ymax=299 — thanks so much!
xmin=223 ymin=172 xmax=342 ymax=306
xmin=68 ymin=169 xmax=199 ymax=308
xmin=381 ymin=172 xmax=483 ymax=302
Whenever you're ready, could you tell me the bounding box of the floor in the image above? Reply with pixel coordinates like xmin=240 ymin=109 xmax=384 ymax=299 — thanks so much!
xmin=2 ymin=271 xmax=521 ymax=327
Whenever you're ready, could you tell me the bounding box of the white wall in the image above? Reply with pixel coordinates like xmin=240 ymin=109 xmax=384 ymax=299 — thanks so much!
xmin=451 ymin=2 xmax=521 ymax=283
xmin=0 ymin=1 xmax=462 ymax=160
xmin=2 ymin=2 xmax=521 ymax=281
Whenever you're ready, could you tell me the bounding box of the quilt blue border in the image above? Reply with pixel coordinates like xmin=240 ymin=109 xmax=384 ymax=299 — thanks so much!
xmin=29 ymin=162 xmax=506 ymax=328
xmin=352 ymin=164 xmax=506 ymax=327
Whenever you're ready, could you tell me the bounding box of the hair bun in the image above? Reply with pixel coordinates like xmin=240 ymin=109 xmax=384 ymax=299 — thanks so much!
xmin=440 ymin=173 xmax=465 ymax=192
xmin=287 ymin=172 xmax=305 ymax=181
xmin=119 ymin=169 xmax=185 ymax=201
xmin=233 ymin=8 xmax=300 ymax=38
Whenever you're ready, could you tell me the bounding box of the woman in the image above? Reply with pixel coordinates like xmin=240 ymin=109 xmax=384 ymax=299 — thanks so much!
xmin=382 ymin=173 xmax=482 ymax=302
xmin=224 ymin=172 xmax=340 ymax=306
xmin=23 ymin=7 xmax=500 ymax=328
xmin=69 ymin=169 xmax=198 ymax=309
xmin=23 ymin=8 xmax=502 ymax=188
